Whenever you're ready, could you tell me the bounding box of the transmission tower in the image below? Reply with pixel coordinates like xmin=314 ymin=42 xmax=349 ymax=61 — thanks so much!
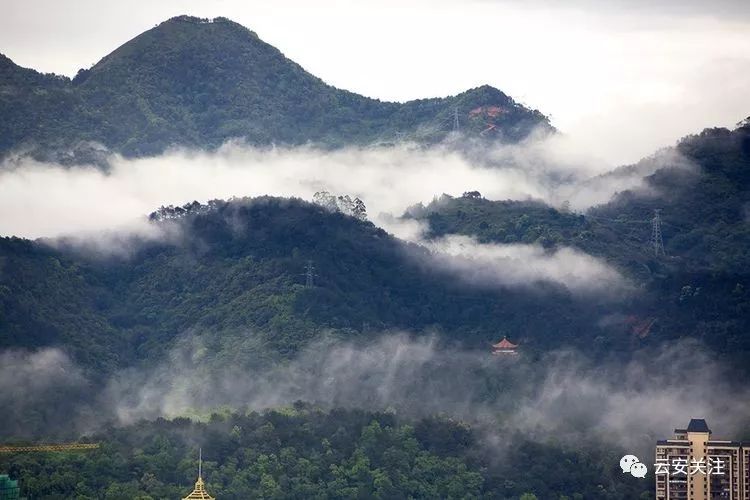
xmin=650 ymin=209 xmax=665 ymax=257
xmin=303 ymin=260 xmax=317 ymax=288
xmin=453 ymin=107 xmax=460 ymax=132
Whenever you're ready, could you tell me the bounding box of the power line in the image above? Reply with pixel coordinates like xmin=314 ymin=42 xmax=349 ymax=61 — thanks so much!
xmin=585 ymin=214 xmax=649 ymax=224
xmin=585 ymin=213 xmax=680 ymax=229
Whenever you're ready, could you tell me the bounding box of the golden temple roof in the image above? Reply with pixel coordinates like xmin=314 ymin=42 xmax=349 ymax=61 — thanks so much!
xmin=182 ymin=476 xmax=215 ymax=500
xmin=183 ymin=448 xmax=215 ymax=500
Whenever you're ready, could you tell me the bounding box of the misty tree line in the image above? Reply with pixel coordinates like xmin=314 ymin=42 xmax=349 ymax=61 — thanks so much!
xmin=148 ymin=199 xmax=222 ymax=221
xmin=313 ymin=191 xmax=367 ymax=221
xmin=148 ymin=194 xmax=367 ymax=223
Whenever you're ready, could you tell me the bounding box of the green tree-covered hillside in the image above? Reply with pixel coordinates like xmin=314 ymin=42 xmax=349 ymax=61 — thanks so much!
xmin=406 ymin=123 xmax=750 ymax=372
xmin=0 ymin=16 xmax=552 ymax=162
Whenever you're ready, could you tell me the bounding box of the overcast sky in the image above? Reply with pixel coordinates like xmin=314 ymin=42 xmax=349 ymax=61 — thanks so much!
xmin=2 ymin=0 xmax=750 ymax=164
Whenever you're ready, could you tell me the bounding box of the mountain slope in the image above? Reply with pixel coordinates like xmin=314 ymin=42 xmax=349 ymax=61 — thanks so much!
xmin=591 ymin=123 xmax=750 ymax=271
xmin=409 ymin=122 xmax=750 ymax=270
xmin=0 ymin=15 xmax=552 ymax=161
xmin=2 ymin=123 xmax=749 ymax=375
xmin=405 ymin=122 xmax=750 ymax=367
xmin=0 ymin=54 xmax=79 ymax=156
xmin=1 ymin=196 xmax=628 ymax=375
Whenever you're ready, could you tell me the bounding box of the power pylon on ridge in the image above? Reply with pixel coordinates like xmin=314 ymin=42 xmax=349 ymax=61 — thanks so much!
xmin=651 ymin=209 xmax=666 ymax=257
xmin=453 ymin=107 xmax=460 ymax=132
xmin=303 ymin=260 xmax=317 ymax=288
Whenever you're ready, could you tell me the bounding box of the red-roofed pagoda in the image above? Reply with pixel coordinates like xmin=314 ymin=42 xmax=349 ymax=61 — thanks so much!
xmin=492 ymin=337 xmax=519 ymax=355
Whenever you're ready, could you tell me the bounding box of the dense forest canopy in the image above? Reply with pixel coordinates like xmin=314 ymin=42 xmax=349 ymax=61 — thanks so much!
xmin=0 ymin=406 xmax=651 ymax=499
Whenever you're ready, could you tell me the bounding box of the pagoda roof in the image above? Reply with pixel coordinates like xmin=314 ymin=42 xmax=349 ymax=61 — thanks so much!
xmin=493 ymin=337 xmax=518 ymax=349
xmin=182 ymin=477 xmax=215 ymax=500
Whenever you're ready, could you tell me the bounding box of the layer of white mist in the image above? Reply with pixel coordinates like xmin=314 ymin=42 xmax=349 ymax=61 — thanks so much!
xmin=2 ymin=336 xmax=747 ymax=460
xmin=0 ymin=138 xmax=659 ymax=240
xmin=424 ymin=234 xmax=630 ymax=296
xmin=96 ymin=334 xmax=750 ymax=459
xmin=0 ymin=138 xmax=646 ymax=295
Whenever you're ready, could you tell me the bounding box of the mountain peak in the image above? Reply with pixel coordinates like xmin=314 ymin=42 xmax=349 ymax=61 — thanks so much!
xmin=153 ymin=14 xmax=261 ymax=40
xmin=464 ymin=84 xmax=510 ymax=98
xmin=1 ymin=16 xmax=552 ymax=160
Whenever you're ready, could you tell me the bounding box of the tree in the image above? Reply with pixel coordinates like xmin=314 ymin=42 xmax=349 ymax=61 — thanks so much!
xmin=313 ymin=191 xmax=338 ymax=212
xmin=352 ymin=197 xmax=367 ymax=221
xmin=313 ymin=191 xmax=367 ymax=221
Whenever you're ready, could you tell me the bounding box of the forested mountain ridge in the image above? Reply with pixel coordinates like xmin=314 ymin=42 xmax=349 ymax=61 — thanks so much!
xmin=410 ymin=122 xmax=750 ymax=273
xmin=406 ymin=122 xmax=750 ymax=370
xmin=0 ymin=196 xmax=616 ymax=375
xmin=0 ymin=15 xmax=552 ymax=162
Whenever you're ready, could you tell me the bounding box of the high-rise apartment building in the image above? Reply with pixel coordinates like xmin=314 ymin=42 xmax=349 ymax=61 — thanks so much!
xmin=656 ymin=419 xmax=750 ymax=500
